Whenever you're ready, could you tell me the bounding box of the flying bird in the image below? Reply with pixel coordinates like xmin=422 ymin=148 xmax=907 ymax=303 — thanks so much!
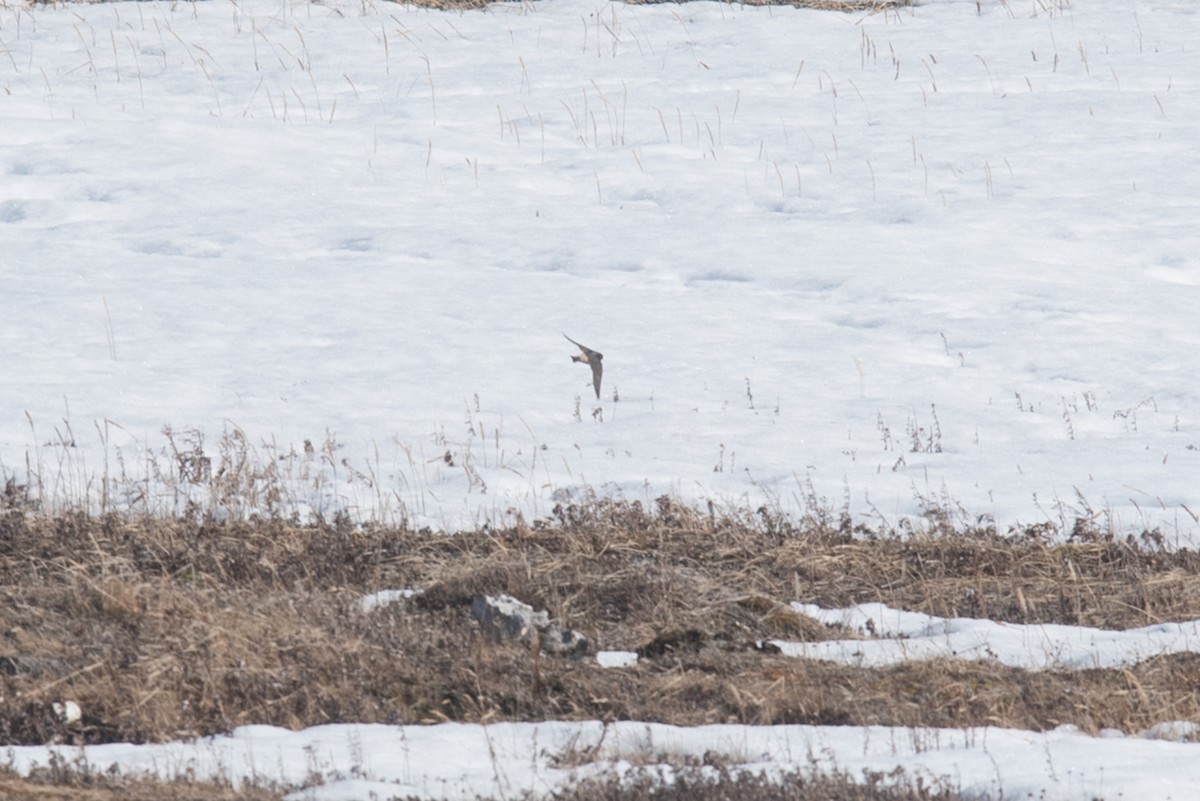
xmin=564 ymin=334 xmax=603 ymax=399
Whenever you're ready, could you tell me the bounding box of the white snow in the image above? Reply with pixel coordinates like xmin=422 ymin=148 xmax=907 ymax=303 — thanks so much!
xmin=4 ymin=0 xmax=1200 ymax=796
xmin=779 ymin=602 xmax=1200 ymax=669
xmin=1 ymin=0 xmax=1197 ymax=541
xmin=5 ymin=719 xmax=1200 ymax=801
xmin=359 ymin=588 xmax=421 ymax=613
xmin=596 ymin=649 xmax=639 ymax=667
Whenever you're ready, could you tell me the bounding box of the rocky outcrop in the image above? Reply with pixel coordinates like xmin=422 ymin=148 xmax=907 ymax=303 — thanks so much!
xmin=470 ymin=594 xmax=589 ymax=657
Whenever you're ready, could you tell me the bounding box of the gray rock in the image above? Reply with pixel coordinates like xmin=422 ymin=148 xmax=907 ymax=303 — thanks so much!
xmin=471 ymin=594 xmax=589 ymax=657
xmin=538 ymin=621 xmax=590 ymax=657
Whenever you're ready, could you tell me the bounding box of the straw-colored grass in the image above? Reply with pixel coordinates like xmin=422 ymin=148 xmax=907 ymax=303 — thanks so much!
xmin=1 ymin=499 xmax=1198 ymax=749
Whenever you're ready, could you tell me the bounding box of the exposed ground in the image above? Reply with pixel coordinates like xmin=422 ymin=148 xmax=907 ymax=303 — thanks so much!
xmin=2 ymin=496 xmax=1197 ymax=796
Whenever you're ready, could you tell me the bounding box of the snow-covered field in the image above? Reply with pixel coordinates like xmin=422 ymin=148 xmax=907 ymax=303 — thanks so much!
xmin=3 ymin=0 xmax=1200 ymax=797
xmin=3 ymin=0 xmax=1197 ymax=539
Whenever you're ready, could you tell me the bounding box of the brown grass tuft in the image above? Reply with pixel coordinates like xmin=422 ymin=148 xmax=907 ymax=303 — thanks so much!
xmin=549 ymin=765 xmax=958 ymax=801
xmin=0 ymin=771 xmax=281 ymax=801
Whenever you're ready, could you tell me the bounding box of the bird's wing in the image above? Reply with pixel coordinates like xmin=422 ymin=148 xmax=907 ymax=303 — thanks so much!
xmin=564 ymin=333 xmax=601 ymax=359
xmin=591 ymin=361 xmax=603 ymax=398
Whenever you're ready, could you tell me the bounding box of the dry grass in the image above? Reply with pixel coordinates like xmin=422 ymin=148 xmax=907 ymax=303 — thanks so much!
xmin=0 ymin=773 xmax=281 ymax=801
xmin=1 ymin=499 xmax=1198 ymax=752
xmin=550 ymin=767 xmax=959 ymax=801
xmin=0 ymin=765 xmax=956 ymax=801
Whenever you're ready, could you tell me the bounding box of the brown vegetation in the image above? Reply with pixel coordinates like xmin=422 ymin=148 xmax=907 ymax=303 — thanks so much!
xmin=0 ymin=764 xmax=956 ymax=801
xmin=0 ymin=773 xmax=279 ymax=801
xmin=0 ymin=499 xmax=1197 ymax=754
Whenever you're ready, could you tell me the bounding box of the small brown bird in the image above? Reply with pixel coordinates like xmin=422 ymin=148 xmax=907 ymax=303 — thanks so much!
xmin=564 ymin=334 xmax=603 ymax=399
